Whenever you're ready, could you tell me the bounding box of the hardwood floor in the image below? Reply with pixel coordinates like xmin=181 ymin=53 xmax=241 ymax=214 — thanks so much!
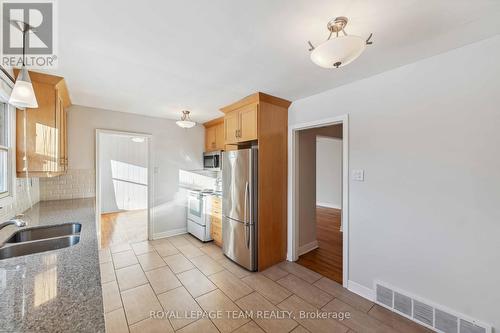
xmin=101 ymin=210 xmax=148 ymax=248
xmin=297 ymin=206 xmax=343 ymax=284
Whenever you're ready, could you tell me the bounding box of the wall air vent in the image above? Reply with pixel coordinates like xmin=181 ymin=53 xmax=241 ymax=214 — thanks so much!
xmin=374 ymin=281 xmax=491 ymax=333
xmin=394 ymin=292 xmax=412 ymax=316
xmin=375 ymin=284 xmax=393 ymax=307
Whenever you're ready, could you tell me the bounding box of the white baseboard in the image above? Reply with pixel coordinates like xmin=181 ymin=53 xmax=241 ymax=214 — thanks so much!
xmin=316 ymin=202 xmax=341 ymax=209
xmin=153 ymin=228 xmax=187 ymax=240
xmin=347 ymin=280 xmax=375 ymax=301
xmin=298 ymin=240 xmax=319 ymax=256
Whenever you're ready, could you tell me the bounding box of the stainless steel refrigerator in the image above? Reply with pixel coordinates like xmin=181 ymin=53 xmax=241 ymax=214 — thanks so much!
xmin=222 ymin=148 xmax=258 ymax=271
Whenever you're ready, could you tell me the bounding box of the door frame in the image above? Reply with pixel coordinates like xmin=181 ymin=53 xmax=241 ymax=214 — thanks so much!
xmin=287 ymin=114 xmax=349 ymax=287
xmin=95 ymin=129 xmax=154 ymax=247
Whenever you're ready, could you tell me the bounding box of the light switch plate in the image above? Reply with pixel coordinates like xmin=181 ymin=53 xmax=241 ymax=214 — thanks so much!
xmin=352 ymin=169 xmax=364 ymax=181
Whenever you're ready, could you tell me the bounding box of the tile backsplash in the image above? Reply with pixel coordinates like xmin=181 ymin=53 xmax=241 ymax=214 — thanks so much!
xmin=40 ymin=169 xmax=96 ymax=201
xmin=0 ymin=178 xmax=40 ymax=221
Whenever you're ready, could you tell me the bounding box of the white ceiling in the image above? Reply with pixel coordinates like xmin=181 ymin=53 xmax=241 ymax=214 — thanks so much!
xmin=52 ymin=0 xmax=500 ymax=123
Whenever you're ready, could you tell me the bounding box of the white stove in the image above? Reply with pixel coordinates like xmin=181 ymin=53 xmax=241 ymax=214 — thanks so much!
xmin=186 ymin=189 xmax=213 ymax=242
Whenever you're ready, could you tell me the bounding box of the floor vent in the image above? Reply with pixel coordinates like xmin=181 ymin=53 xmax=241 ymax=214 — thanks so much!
xmin=374 ymin=281 xmax=491 ymax=333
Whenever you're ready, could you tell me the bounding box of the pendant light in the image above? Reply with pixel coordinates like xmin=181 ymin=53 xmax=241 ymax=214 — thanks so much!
xmin=176 ymin=110 xmax=196 ymax=128
xmin=9 ymin=21 xmax=38 ymax=108
xmin=308 ymin=17 xmax=373 ymax=69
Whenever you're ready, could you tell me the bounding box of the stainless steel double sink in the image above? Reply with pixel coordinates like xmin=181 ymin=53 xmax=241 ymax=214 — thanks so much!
xmin=0 ymin=223 xmax=82 ymax=260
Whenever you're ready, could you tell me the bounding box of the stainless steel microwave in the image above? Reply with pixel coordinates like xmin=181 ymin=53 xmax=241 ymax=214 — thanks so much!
xmin=203 ymin=151 xmax=222 ymax=170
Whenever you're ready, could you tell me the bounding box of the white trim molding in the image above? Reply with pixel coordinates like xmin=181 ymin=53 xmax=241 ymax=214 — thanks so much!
xmin=347 ymin=280 xmax=375 ymax=301
xmin=287 ymin=114 xmax=350 ymax=288
xmin=298 ymin=240 xmax=319 ymax=256
xmin=153 ymin=228 xmax=187 ymax=240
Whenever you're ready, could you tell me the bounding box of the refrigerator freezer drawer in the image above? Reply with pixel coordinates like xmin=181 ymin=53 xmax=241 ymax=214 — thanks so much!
xmin=187 ymin=219 xmax=212 ymax=242
xmin=222 ymin=216 xmax=256 ymax=271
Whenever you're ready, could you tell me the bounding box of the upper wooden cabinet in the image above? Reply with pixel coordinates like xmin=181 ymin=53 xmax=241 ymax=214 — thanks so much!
xmin=223 ymin=104 xmax=258 ymax=144
xmin=15 ymin=70 xmax=71 ymax=177
xmin=203 ymin=117 xmax=225 ymax=152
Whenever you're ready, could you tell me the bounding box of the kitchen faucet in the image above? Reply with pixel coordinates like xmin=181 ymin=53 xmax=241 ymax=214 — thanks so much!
xmin=0 ymin=215 xmax=27 ymax=231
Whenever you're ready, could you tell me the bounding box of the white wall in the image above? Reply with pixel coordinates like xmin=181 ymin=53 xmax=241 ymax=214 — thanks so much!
xmin=67 ymin=105 xmax=204 ymax=236
xmin=316 ymin=137 xmax=342 ymax=209
xmin=289 ymin=35 xmax=500 ymax=330
xmin=99 ymin=133 xmax=148 ymax=213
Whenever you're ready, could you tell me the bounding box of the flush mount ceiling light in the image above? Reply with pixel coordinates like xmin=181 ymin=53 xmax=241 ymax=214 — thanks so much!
xmin=8 ymin=20 xmax=38 ymax=108
xmin=176 ymin=110 xmax=196 ymax=129
xmin=308 ymin=16 xmax=373 ymax=69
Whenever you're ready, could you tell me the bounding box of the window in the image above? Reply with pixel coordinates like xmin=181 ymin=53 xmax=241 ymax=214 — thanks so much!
xmin=0 ymin=73 xmax=14 ymax=206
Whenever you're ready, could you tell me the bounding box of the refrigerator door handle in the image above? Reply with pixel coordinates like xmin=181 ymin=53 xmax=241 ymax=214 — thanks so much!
xmin=244 ymin=181 xmax=250 ymax=249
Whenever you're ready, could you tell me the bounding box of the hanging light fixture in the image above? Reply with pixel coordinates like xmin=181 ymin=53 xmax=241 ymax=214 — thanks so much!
xmin=308 ymin=17 xmax=373 ymax=69
xmin=176 ymin=110 xmax=196 ymax=129
xmin=9 ymin=20 xmax=38 ymax=108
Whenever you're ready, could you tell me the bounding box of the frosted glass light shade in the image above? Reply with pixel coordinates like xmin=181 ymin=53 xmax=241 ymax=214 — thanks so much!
xmin=310 ymin=35 xmax=366 ymax=69
xmin=176 ymin=120 xmax=196 ymax=128
xmin=9 ymin=67 xmax=38 ymax=108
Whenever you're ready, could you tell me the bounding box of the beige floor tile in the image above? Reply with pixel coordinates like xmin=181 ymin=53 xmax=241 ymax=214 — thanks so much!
xmin=322 ymin=298 xmax=395 ymax=333
xmin=163 ymin=253 xmax=194 ymax=273
xmin=177 ymin=244 xmax=205 ymax=259
xmin=102 ymin=280 xmax=123 ymax=313
xmin=105 ymin=307 xmax=129 ymax=333
xmin=137 ymin=251 xmax=166 ymax=271
xmin=116 ymin=264 xmax=148 ymax=291
xmin=196 ymin=289 xmax=250 ymax=332
xmin=131 ymin=241 xmax=155 ymax=256
xmin=367 ymin=305 xmax=433 ymax=333
xmin=121 ymin=284 xmax=162 ymax=325
xmin=176 ymin=268 xmax=217 ymax=297
xmin=278 ymin=295 xmax=348 ymax=333
xmin=110 ymin=242 xmax=132 ymax=254
xmin=290 ymin=326 xmax=310 ymax=333
xmin=242 ymin=274 xmax=292 ymax=305
xmin=208 ymin=270 xmax=253 ymax=301
xmin=113 ymin=250 xmax=139 ymax=269
xmin=234 ymin=321 xmax=266 ymax=333
xmin=168 ymin=235 xmax=191 ymax=248
xmin=145 ymin=266 xmax=182 ymax=294
xmin=278 ymin=261 xmax=322 ymax=284
xmin=218 ymin=256 xmax=253 ymax=278
xmin=183 ymin=234 xmax=205 ymax=248
xmin=277 ymin=274 xmax=333 ymax=308
xmin=236 ymin=292 xmax=297 ymax=333
xmin=156 ymin=286 xmax=202 ymax=330
xmin=99 ymin=248 xmax=112 ymax=264
xmin=189 ymin=255 xmax=225 ymax=275
xmin=176 ymin=319 xmax=219 ymax=333
xmin=200 ymin=243 xmax=225 ymax=260
xmin=153 ymin=241 xmax=179 ymax=257
xmin=314 ymin=277 xmax=374 ymax=313
xmin=262 ymin=265 xmax=288 ymax=281
xmin=129 ymin=317 xmax=174 ymax=333
xmin=100 ymin=261 xmax=116 ymax=283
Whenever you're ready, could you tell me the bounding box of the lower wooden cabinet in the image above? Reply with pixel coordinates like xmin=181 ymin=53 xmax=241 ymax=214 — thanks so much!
xmin=210 ymin=196 xmax=222 ymax=246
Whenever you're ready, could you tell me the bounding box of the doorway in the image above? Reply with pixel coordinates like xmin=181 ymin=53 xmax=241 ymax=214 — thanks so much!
xmin=96 ymin=130 xmax=153 ymax=248
xmin=288 ymin=115 xmax=349 ymax=287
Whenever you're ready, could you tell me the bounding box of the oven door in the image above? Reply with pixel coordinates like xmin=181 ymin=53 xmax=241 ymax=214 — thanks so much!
xmin=187 ymin=191 xmax=203 ymax=224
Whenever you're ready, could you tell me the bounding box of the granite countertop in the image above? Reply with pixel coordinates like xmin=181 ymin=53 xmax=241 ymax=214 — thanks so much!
xmin=0 ymin=199 xmax=105 ymax=333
